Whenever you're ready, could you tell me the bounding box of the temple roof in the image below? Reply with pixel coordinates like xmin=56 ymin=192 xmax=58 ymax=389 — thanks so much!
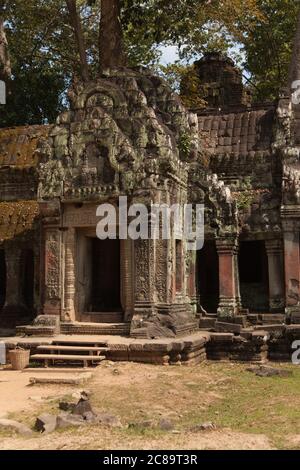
xmin=0 ymin=125 xmax=50 ymax=169
xmin=0 ymin=200 xmax=40 ymax=242
xmin=197 ymin=105 xmax=275 ymax=158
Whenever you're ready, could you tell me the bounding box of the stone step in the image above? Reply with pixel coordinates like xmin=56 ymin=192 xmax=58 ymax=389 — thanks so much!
xmin=61 ymin=322 xmax=130 ymax=336
xmin=30 ymin=354 xmax=106 ymax=368
xmin=52 ymin=339 xmax=108 ymax=347
xmin=36 ymin=345 xmax=108 ymax=353
xmin=81 ymin=312 xmax=124 ymax=323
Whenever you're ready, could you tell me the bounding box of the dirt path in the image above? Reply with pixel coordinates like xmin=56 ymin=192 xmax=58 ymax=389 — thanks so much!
xmin=0 ymin=367 xmax=79 ymax=418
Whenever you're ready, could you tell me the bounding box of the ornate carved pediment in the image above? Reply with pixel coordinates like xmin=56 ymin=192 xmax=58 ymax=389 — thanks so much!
xmin=37 ymin=69 xmax=201 ymax=201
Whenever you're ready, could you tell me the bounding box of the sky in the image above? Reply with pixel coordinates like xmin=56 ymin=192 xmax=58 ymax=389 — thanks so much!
xmin=159 ymin=45 xmax=179 ymax=65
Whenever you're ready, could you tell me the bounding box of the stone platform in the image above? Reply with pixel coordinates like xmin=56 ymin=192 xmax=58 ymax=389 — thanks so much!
xmin=2 ymin=323 xmax=300 ymax=366
xmin=0 ymin=332 xmax=210 ymax=366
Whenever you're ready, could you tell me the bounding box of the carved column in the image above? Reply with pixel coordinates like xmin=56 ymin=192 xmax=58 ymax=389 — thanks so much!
xmin=120 ymin=239 xmax=134 ymax=322
xmin=187 ymin=248 xmax=198 ymax=314
xmin=265 ymin=239 xmax=285 ymax=312
xmin=64 ymin=227 xmax=76 ymax=322
xmin=2 ymin=245 xmax=26 ymax=319
xmin=155 ymin=239 xmax=170 ymax=306
xmin=43 ymin=229 xmax=62 ymax=316
xmin=283 ymin=226 xmax=300 ymax=316
xmin=216 ymin=238 xmax=240 ymax=318
xmin=130 ymin=238 xmax=156 ymax=331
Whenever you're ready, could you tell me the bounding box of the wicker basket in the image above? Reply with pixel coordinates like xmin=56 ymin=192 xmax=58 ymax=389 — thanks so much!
xmin=9 ymin=348 xmax=30 ymax=370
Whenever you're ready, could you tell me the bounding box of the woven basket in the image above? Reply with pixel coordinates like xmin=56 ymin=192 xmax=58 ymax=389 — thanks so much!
xmin=9 ymin=348 xmax=30 ymax=370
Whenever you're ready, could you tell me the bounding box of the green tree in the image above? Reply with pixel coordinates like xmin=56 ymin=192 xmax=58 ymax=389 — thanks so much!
xmin=1 ymin=0 xmax=299 ymax=127
xmin=242 ymin=0 xmax=300 ymax=102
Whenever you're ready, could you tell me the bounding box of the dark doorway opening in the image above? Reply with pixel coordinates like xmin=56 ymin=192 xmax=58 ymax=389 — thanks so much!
xmin=22 ymin=249 xmax=35 ymax=312
xmin=0 ymin=250 xmax=6 ymax=310
xmin=239 ymin=240 xmax=269 ymax=312
xmin=197 ymin=240 xmax=219 ymax=313
xmin=91 ymin=238 xmax=121 ymax=312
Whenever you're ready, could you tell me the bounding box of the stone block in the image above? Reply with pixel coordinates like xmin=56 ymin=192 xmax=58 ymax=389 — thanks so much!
xmin=215 ymin=321 xmax=242 ymax=334
xmin=56 ymin=413 xmax=84 ymax=429
xmin=0 ymin=418 xmax=33 ymax=436
xmin=199 ymin=318 xmax=216 ymax=329
xmin=35 ymin=414 xmax=57 ymax=434
xmin=260 ymin=314 xmax=285 ymax=325
xmin=253 ymin=324 xmax=285 ymax=334
xmin=210 ymin=333 xmax=234 ymax=342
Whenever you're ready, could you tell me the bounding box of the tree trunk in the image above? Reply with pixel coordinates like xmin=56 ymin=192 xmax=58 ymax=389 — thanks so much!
xmin=99 ymin=0 xmax=126 ymax=70
xmin=0 ymin=1 xmax=11 ymax=83
xmin=65 ymin=0 xmax=89 ymax=82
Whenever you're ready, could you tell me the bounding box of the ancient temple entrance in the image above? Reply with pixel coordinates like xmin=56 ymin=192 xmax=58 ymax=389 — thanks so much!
xmin=239 ymin=240 xmax=269 ymax=312
xmin=0 ymin=250 xmax=6 ymax=310
xmin=91 ymin=238 xmax=121 ymax=312
xmin=76 ymin=233 xmax=123 ymax=319
xmin=197 ymin=241 xmax=219 ymax=313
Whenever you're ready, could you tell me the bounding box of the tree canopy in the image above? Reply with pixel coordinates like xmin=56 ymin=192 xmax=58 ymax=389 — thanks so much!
xmin=0 ymin=0 xmax=299 ymax=127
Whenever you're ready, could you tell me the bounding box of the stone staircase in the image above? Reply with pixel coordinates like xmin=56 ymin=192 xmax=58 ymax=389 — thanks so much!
xmin=30 ymin=339 xmax=108 ymax=368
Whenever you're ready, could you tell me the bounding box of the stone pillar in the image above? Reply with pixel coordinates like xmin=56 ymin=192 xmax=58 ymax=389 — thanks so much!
xmin=216 ymin=238 xmax=240 ymax=318
xmin=283 ymin=228 xmax=300 ymax=316
xmin=130 ymin=238 xmax=156 ymax=332
xmin=43 ymin=229 xmax=62 ymax=316
xmin=188 ymin=249 xmax=198 ymax=314
xmin=2 ymin=245 xmax=27 ymax=320
xmin=64 ymin=227 xmax=76 ymax=322
xmin=265 ymin=239 xmax=285 ymax=312
xmin=120 ymin=239 xmax=133 ymax=322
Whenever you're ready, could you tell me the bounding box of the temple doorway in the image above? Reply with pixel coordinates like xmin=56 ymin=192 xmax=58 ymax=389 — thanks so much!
xmin=91 ymin=238 xmax=121 ymax=312
xmin=0 ymin=250 xmax=6 ymax=310
xmin=239 ymin=240 xmax=269 ymax=312
xmin=197 ymin=240 xmax=219 ymax=313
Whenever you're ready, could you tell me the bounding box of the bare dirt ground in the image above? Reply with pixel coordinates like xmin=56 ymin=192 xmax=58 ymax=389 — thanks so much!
xmin=0 ymin=360 xmax=299 ymax=450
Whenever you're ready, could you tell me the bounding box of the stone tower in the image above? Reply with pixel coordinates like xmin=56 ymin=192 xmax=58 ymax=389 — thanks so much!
xmin=194 ymin=52 xmax=247 ymax=109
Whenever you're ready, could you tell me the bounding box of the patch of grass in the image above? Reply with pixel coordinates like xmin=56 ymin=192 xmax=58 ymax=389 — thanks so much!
xmin=176 ymin=363 xmax=300 ymax=449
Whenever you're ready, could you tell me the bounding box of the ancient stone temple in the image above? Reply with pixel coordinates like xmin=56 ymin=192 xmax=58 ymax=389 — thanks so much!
xmin=2 ymin=19 xmax=300 ymax=339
